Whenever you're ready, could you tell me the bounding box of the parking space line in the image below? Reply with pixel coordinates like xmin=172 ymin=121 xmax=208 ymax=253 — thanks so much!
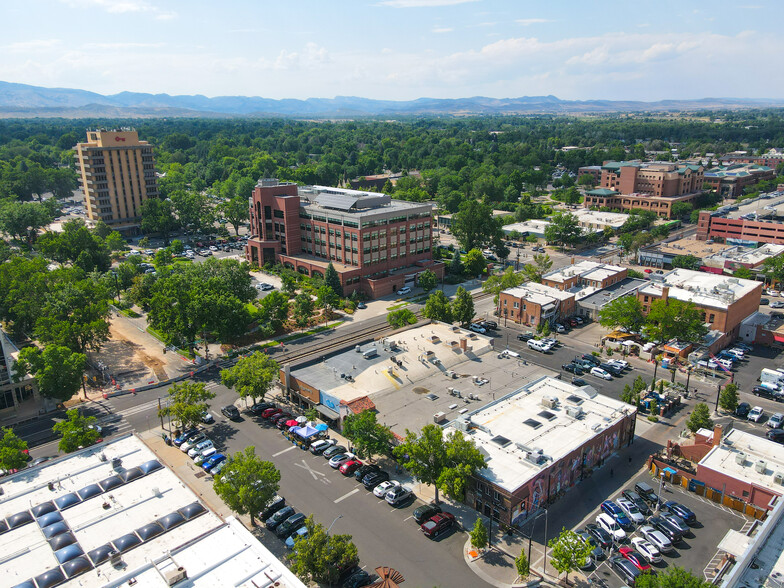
xmin=403 ymin=515 xmax=414 ymax=522
xmin=272 ymin=446 xmax=297 ymax=457
xmin=334 ymin=489 xmax=359 ymax=504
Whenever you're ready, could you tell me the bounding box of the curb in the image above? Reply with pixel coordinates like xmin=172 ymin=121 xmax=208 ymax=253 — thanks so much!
xmin=463 ymin=539 xmax=545 ymax=588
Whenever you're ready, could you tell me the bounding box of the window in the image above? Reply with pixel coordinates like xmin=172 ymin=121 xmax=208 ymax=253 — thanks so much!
xmin=273 ymin=210 xmax=284 ymax=219
xmin=513 ymin=302 xmax=519 ymax=308
xmin=709 ymin=314 xmax=715 ymax=323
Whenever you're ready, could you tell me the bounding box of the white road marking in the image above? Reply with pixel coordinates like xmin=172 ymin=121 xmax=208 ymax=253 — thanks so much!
xmin=294 ymin=459 xmax=327 ymax=480
xmin=334 ymin=489 xmax=359 ymax=504
xmin=403 ymin=515 xmax=414 ymax=522
xmin=273 ymin=446 xmax=298 ymax=457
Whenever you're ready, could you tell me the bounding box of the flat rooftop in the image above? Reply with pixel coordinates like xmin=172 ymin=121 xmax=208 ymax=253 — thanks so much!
xmin=299 ymin=185 xmax=432 ymax=219
xmin=638 ymin=268 xmax=761 ymax=310
xmin=646 ymin=238 xmax=729 ymax=259
xmin=502 ymin=282 xmax=574 ymax=307
xmin=502 ymin=220 xmax=551 ymax=235
xmin=699 ymin=429 xmax=784 ymax=496
xmin=0 ymin=435 xmax=304 ymax=588
xmin=577 ymin=278 xmax=648 ymax=309
xmin=725 ymin=192 xmax=784 ymax=219
xmin=543 ymin=260 xmax=625 ymax=285
xmin=706 ymin=243 xmax=784 ymax=267
xmin=571 ymin=209 xmax=629 ymax=228
xmin=442 ymin=377 xmax=634 ymax=494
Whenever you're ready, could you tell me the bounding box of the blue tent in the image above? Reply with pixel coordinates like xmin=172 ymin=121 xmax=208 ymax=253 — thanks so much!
xmin=294 ymin=425 xmax=320 ymax=439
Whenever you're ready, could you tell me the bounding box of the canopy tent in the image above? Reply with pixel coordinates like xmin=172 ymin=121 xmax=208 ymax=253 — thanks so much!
xmin=315 ymin=423 xmax=329 ymax=432
xmin=294 ymin=425 xmax=320 ymax=439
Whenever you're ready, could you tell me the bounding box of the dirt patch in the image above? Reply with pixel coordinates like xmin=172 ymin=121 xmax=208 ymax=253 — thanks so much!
xmin=412 ymin=387 xmax=430 ymax=395
xmin=91 ymin=324 xmax=169 ymax=384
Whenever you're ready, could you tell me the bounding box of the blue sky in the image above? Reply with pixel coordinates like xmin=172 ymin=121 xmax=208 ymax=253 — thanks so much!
xmin=1 ymin=0 xmax=781 ymax=101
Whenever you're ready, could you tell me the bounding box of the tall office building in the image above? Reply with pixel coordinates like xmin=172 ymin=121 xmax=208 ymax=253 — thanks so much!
xmin=74 ymin=129 xmax=159 ymax=232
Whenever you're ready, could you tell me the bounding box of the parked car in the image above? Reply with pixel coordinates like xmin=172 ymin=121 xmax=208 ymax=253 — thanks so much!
xmin=285 ymin=526 xmax=308 ymax=549
xmin=261 ymin=407 xmax=282 ymax=419
xmin=600 ymin=362 xmax=624 ymax=377
xmin=616 ymin=498 xmax=645 ymax=525
xmin=203 ymin=453 xmax=226 ymax=472
xmin=193 ymin=446 xmax=217 ymax=465
xmin=584 ymin=523 xmax=613 ymax=550
xmin=354 ymin=464 xmax=381 ymax=481
xmin=735 ymin=402 xmax=752 ymax=418
xmin=260 ymin=495 xmax=286 ymax=520
xmin=188 ymin=439 xmax=214 ymax=458
xmin=356 ymin=301 xmax=367 ymax=309
xmin=385 ymin=485 xmax=413 ymax=506
xmin=662 ymin=501 xmax=696 ymax=525
xmin=482 ymin=320 xmax=498 ymax=330
xmin=660 ymin=511 xmax=689 ymax=535
xmin=601 ymin=500 xmax=632 ymax=529
xmin=249 ymin=402 xmax=275 ymax=415
xmin=266 ymin=506 xmax=295 ymax=530
xmin=621 ymin=490 xmax=652 ymax=517
xmin=275 ymin=414 xmax=296 ymax=429
xmin=618 ymin=547 xmax=652 ymax=573
xmin=608 ymin=359 xmax=630 ymax=370
xmin=634 ymin=482 xmax=659 ymax=505
xmin=396 ymin=286 xmax=412 ymax=296
xmin=421 ymin=512 xmax=456 ymax=538
xmin=639 ymin=524 xmax=673 ymax=553
xmin=596 ymin=513 xmax=626 ymax=541
xmin=221 ymin=405 xmax=241 ymax=420
xmin=210 ymin=460 xmax=227 ymax=477
xmin=257 ymin=282 xmax=274 ymax=291
xmin=363 ymin=471 xmax=390 ymax=490
xmin=581 ymin=354 xmax=601 ymax=366
xmin=631 ymin=537 xmax=662 ymax=563
xmin=323 ymin=445 xmax=348 ymax=459
xmin=339 ymin=459 xmax=364 ymax=475
xmin=590 ymin=366 xmax=613 ymax=381
xmin=610 ymin=555 xmax=641 ymax=586
xmin=752 ymin=387 xmax=781 ymax=401
xmin=748 ymin=406 xmax=766 ymax=423
xmin=180 ymin=433 xmax=208 ymax=453
xmin=577 ymin=530 xmax=605 ymax=562
xmin=310 ymin=439 xmax=337 ymax=455
xmin=276 ymin=513 xmax=307 ymax=538
xmin=373 ymin=480 xmax=400 ymax=498
xmin=469 ymin=323 xmax=487 ymax=334
xmin=329 ymin=453 xmax=356 ymax=469
xmin=649 ymin=516 xmax=683 ymax=543
xmin=562 ymin=363 xmax=584 ymax=375
xmin=201 ymin=410 xmax=215 ymax=424
xmin=174 ymin=428 xmax=201 ymax=447
xmin=767 ymin=429 xmax=784 ymax=443
xmin=517 ymin=332 xmax=535 ymax=342
xmin=343 ymin=569 xmax=373 ymax=588
xmin=413 ymin=504 xmax=443 ymax=524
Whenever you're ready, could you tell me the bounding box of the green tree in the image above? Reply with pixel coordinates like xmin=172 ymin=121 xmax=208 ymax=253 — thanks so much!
xmin=140 ymin=198 xmax=179 ymax=245
xmin=463 ymin=248 xmax=487 ymax=277
xmin=15 ymin=344 xmax=86 ymax=402
xmin=324 ymin=262 xmax=344 ymax=297
xmin=342 ymin=410 xmax=394 ymax=460
xmin=219 ymin=195 xmax=250 ymax=235
xmin=521 ymin=253 xmax=553 ymax=283
xmin=422 ymin=290 xmax=454 ymax=323
xmin=104 ymin=231 xmax=127 ymax=252
xmin=53 ymin=408 xmax=100 ymax=453
xmin=719 ymin=383 xmax=740 ymax=413
xmin=220 ymin=351 xmax=280 ymax=406
xmin=0 ymin=427 xmax=29 ymax=471
xmin=213 ymin=446 xmax=281 ymax=526
xmin=547 ymin=528 xmax=593 ymax=586
xmin=171 ymin=189 xmax=213 ymax=234
xmin=763 ymin=254 xmax=784 ymax=286
xmin=451 ymin=286 xmax=475 ymax=326
xmin=598 ymin=295 xmax=645 ymax=332
xmin=316 ymin=285 xmax=338 ymax=326
xmin=515 ymin=548 xmax=530 ymax=579
xmin=158 ymin=381 xmax=216 ymax=431
xmin=671 ymin=202 xmax=694 ymax=219
xmin=257 ymin=290 xmax=290 ymax=334
xmin=635 ymin=566 xmax=713 ymax=588
xmin=449 ymin=250 xmax=463 ymax=275
xmin=288 ymin=516 xmax=360 ymax=585
xmin=645 ymin=299 xmax=709 ymax=344
xmin=169 ymin=239 xmax=184 ymax=255
xmin=577 ymin=174 xmax=596 ymax=189
xmin=470 ymin=517 xmax=488 ymax=549
xmin=393 ymin=423 xmax=486 ymax=504
xmin=686 ymin=402 xmax=714 ymax=433
xmin=154 ymin=248 xmax=173 ymax=268
xmin=281 ymin=272 xmax=298 ymax=296
xmin=387 ymin=308 xmax=418 ymax=328
xmin=482 ymin=266 xmax=525 ymax=304
xmin=0 ymin=200 xmax=52 ymax=246
xmin=452 ymin=200 xmax=503 ymax=253
xmin=672 ymin=255 xmax=702 ymax=270
xmin=544 ymin=212 xmax=582 ymax=250
xmin=733 ymin=266 xmax=753 ymax=279
xmin=293 ymin=293 xmax=315 ymax=327
xmin=418 ymin=269 xmax=437 ymax=293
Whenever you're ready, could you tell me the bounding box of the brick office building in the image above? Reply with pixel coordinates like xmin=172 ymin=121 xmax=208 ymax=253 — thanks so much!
xmin=498 ymin=283 xmax=575 ymax=327
xmin=542 ymin=260 xmax=627 ymax=292
xmin=703 ymin=163 xmax=776 ymax=198
xmin=245 ymin=180 xmax=443 ymax=298
xmin=697 ymin=210 xmax=784 ymax=246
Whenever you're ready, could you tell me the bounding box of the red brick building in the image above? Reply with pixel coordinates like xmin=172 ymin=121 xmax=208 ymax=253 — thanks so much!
xmin=245 ymin=180 xmax=443 ymax=298
xmin=703 ymin=164 xmax=776 ymax=198
xmin=697 ymin=211 xmax=784 ymax=246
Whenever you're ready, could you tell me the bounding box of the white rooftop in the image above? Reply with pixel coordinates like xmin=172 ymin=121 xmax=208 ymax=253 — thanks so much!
xmin=707 ymin=244 xmax=784 ymax=267
xmin=501 ymin=220 xmax=551 ymax=235
xmin=502 ymin=282 xmax=574 ymax=307
xmin=571 ymin=208 xmax=629 ymax=229
xmin=543 ymin=260 xmax=625 ymax=285
xmin=637 ymin=268 xmax=761 ymax=310
xmin=443 ymin=377 xmax=634 ymax=493
xmin=699 ymin=429 xmax=784 ymax=497
xmin=0 ymin=434 xmax=304 ymax=588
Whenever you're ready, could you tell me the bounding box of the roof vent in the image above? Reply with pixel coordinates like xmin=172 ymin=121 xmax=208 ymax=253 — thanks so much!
xmin=755 ymin=459 xmax=767 ymax=474
xmin=735 ymin=452 xmax=746 ymax=465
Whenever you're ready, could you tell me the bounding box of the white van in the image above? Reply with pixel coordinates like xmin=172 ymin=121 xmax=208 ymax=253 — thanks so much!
xmin=527 ymin=339 xmax=548 ymax=353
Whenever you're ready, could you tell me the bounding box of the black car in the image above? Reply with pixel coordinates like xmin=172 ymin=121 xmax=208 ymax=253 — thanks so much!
xmin=581 ymin=354 xmax=601 ymax=367
xmin=354 ymin=464 xmax=381 ymax=481
xmin=482 ymin=320 xmax=498 ymax=330
xmin=260 ymin=495 xmax=286 ymax=520
xmin=266 ymin=506 xmax=295 ymax=530
xmin=735 ymin=402 xmax=752 ymax=418
xmin=571 ymin=378 xmax=588 ymax=387
xmin=276 ymin=513 xmax=306 ymax=537
xmin=662 ymin=501 xmax=696 ymax=525
xmin=610 ymin=555 xmax=641 ymax=586
xmin=761 ymin=298 xmax=770 ymax=305
xmin=221 ymin=405 xmax=241 ymax=420
xmin=413 ymin=503 xmax=443 ymax=524
xmin=584 ymin=523 xmax=613 ymax=550
xmin=767 ymin=429 xmax=784 ymax=443
xmin=517 ymin=332 xmax=535 ymax=342
xmin=323 ymin=445 xmax=347 ymax=459
xmin=362 ymin=470 xmax=390 ymax=489
xmin=577 ymin=530 xmax=605 ymax=561
xmin=649 ymin=516 xmax=683 ymax=543
xmin=562 ymin=363 xmax=584 ymax=375
xmin=634 ymin=482 xmax=659 ymax=505
xmin=622 ymin=490 xmax=652 ymax=517
xmin=753 ymin=386 xmax=782 ymax=401
xmin=249 ymin=402 xmax=275 ymax=415
xmin=600 ymin=362 xmax=624 ymax=377
xmin=343 ymin=569 xmax=373 ymax=588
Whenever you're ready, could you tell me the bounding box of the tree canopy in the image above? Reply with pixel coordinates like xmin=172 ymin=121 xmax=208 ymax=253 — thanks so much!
xmin=451 ymin=286 xmax=475 ymax=326
xmin=644 ymin=299 xmax=709 ymax=344
xmin=342 ymin=410 xmax=394 ymax=460
xmin=547 ymin=528 xmax=593 ymax=585
xmin=598 ymin=295 xmax=645 ymax=333
xmin=53 ymin=408 xmax=100 ymax=453
xmin=15 ymin=344 xmax=86 ymax=402
xmin=213 ymin=446 xmax=281 ymax=526
xmin=158 ymin=381 xmax=216 ymax=431
xmin=422 ymin=290 xmax=454 ymax=323
xmin=452 ymin=200 xmax=503 ymax=253
xmin=0 ymin=427 xmax=29 ymax=471
xmin=220 ymin=351 xmax=280 ymax=405
xmin=544 ymin=212 xmax=582 ymax=249
xmin=288 ymin=516 xmax=360 ymax=585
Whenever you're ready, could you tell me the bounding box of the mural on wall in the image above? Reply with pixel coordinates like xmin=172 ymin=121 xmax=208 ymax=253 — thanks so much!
xmin=320 ymin=391 xmax=341 ymax=411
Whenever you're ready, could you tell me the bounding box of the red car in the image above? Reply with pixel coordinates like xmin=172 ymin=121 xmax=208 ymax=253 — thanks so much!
xmin=618 ymin=547 xmax=652 ymax=572
xmin=421 ymin=512 xmax=456 ymax=538
xmin=262 ymin=407 xmax=282 ymax=419
xmin=339 ymin=459 xmax=364 ymax=475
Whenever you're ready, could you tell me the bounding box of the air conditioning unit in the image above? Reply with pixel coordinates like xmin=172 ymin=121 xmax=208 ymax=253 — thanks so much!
xmin=445 ymin=370 xmax=457 ymax=379
xmin=109 ymin=550 xmax=122 ymax=567
xmin=735 ymin=452 xmax=746 ymax=465
xmin=541 ymin=396 xmax=558 ymax=409
xmin=454 ymin=418 xmax=470 ymax=432
xmin=755 ymin=459 xmax=767 ymax=474
xmin=433 ymin=412 xmax=446 ymax=424
xmin=164 ymin=567 xmax=188 ymax=586
xmin=774 ymin=472 xmax=784 ymax=486
xmin=566 ymin=406 xmax=583 ymax=418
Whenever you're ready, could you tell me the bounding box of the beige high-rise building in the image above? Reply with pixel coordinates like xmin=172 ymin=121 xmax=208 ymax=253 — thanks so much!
xmin=74 ymin=129 xmax=159 ymax=232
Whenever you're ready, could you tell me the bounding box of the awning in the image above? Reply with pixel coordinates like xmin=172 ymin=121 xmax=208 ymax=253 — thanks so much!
xmin=662 ymin=467 xmax=677 ymax=475
xmin=295 ymin=425 xmax=320 ymax=439
xmin=315 ymin=404 xmax=339 ymax=420
xmin=717 ymin=529 xmax=751 ymax=558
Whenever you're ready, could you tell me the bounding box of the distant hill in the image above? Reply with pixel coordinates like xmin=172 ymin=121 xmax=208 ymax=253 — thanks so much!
xmin=0 ymin=80 xmax=783 ymax=118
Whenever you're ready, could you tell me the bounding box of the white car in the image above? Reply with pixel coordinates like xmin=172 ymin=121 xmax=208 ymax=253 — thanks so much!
xmin=766 ymin=413 xmax=784 ymax=429
xmin=748 ymin=406 xmax=765 ymax=423
xmin=725 ymin=348 xmax=745 ymax=359
xmin=639 ymin=525 xmax=673 ymax=552
xmin=608 ymin=359 xmax=629 ymax=370
xmin=469 ymin=324 xmax=487 ymax=334
xmin=616 ymin=498 xmax=645 ymax=525
xmin=590 ymin=367 xmax=613 ymax=381
xmin=631 ymin=537 xmax=662 ymax=563
xmin=396 ymin=286 xmax=412 ymax=296
xmin=180 ymin=433 xmax=207 ymax=453
xmin=188 ymin=439 xmax=214 ymax=458
xmin=596 ymin=513 xmax=626 ymax=541
xmin=373 ymin=480 xmax=400 ymax=498
xmin=209 ymin=245 xmax=218 ymax=251
xmin=193 ymin=446 xmax=217 ymax=465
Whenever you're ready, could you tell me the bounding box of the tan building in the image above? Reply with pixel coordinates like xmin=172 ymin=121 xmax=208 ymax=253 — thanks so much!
xmin=542 ymin=260 xmax=627 ymax=292
xmin=499 ymin=282 xmax=575 ymax=327
xmin=74 ymin=129 xmax=159 ymax=233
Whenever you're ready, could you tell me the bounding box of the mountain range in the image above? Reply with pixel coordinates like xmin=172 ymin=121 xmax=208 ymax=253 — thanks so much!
xmin=1 ymin=81 xmax=783 ymax=118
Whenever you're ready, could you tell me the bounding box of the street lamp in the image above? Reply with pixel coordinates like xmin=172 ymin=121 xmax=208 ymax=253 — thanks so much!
xmin=327 ymin=514 xmax=343 ymax=533
xmin=527 ymin=508 xmax=548 ymax=572
xmin=685 ymin=365 xmax=693 ymax=397
xmin=111 ymin=270 xmax=120 ymax=305
xmin=657 ymin=470 xmax=665 ymax=512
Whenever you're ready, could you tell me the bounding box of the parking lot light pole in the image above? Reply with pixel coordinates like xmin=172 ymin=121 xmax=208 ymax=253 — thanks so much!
xmin=327 ymin=514 xmax=343 ymax=533
xmin=657 ymin=471 xmax=665 ymax=512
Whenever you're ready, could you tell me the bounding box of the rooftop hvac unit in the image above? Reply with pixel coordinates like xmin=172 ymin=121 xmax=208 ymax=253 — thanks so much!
xmin=735 ymin=452 xmax=746 ymax=465
xmin=755 ymin=459 xmax=767 ymax=474
xmin=454 ymin=418 xmax=470 ymax=432
xmin=775 ymin=472 xmax=784 ymax=486
xmin=164 ymin=567 xmax=188 ymax=586
xmin=433 ymin=412 xmax=446 ymax=424
xmin=109 ymin=550 xmax=122 ymax=567
xmin=541 ymin=396 xmax=558 ymax=409
xmin=565 ymin=406 xmax=583 ymax=418
xmin=445 ymin=370 xmax=457 ymax=379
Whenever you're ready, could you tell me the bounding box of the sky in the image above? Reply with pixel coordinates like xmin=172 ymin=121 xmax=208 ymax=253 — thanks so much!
xmin=1 ymin=0 xmax=782 ymax=102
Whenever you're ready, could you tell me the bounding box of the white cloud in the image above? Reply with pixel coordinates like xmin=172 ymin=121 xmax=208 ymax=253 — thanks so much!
xmin=5 ymin=39 xmax=61 ymax=52
xmin=432 ymin=26 xmax=453 ymax=33
xmin=516 ymin=18 xmax=553 ymax=26
xmin=58 ymin=0 xmax=176 ymax=19
xmin=379 ymin=0 xmax=478 ymax=7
